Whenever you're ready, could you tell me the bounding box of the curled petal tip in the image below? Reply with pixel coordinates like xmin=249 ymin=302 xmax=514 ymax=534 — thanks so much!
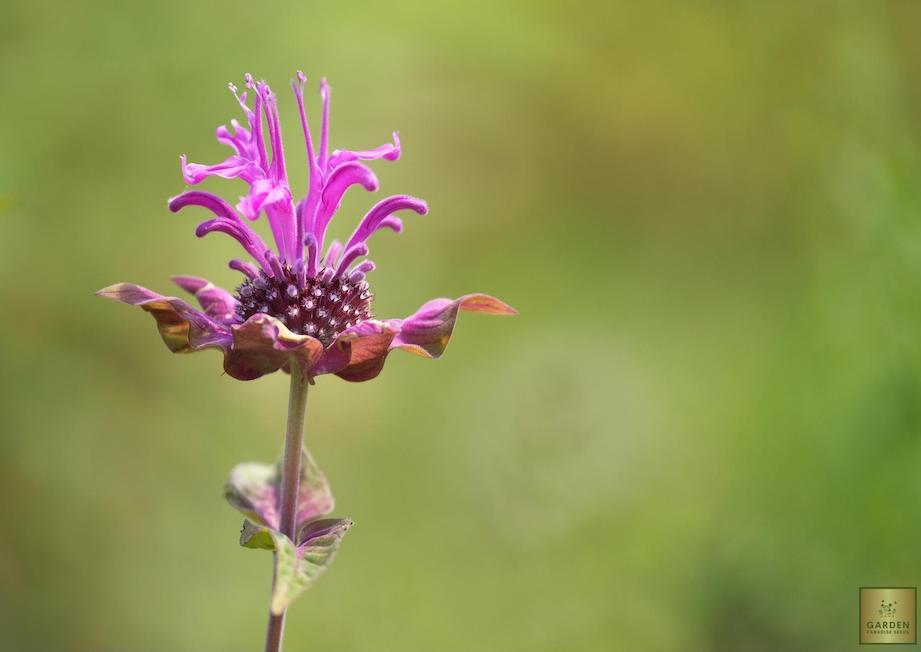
xmin=95 ymin=284 xmax=123 ymax=299
xmin=169 ymin=274 xmax=206 ymax=291
xmin=296 ymin=70 xmax=307 ymax=84
xmin=459 ymin=294 xmax=517 ymax=316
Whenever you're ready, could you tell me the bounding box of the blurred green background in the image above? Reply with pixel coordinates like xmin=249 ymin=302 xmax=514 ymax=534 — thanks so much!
xmin=3 ymin=2 xmax=921 ymax=650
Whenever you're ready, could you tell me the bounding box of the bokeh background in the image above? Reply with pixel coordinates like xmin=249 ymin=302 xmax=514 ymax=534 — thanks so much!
xmin=3 ymin=2 xmax=921 ymax=650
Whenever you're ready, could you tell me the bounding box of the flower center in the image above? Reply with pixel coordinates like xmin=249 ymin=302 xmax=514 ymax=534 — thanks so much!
xmin=235 ymin=265 xmax=374 ymax=345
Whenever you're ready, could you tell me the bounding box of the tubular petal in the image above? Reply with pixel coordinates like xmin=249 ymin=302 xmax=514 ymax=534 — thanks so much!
xmin=194 ymin=218 xmax=270 ymax=268
xmin=229 ymin=259 xmax=260 ymax=279
xmin=172 ymin=275 xmax=239 ymax=324
xmin=216 ymin=120 xmax=256 ymax=159
xmin=169 ymin=190 xmax=246 ymax=223
xmin=319 ymin=77 xmax=331 ymax=171
xmin=323 ymin=240 xmax=343 ymax=268
xmin=350 ymin=260 xmax=375 ymax=275
xmin=327 ymin=131 xmax=401 ymax=170
xmin=181 ymin=154 xmax=262 ymax=185
xmin=334 ymin=244 xmax=368 ymax=277
xmin=312 ymin=162 xmax=379 ymax=249
xmin=343 ymin=195 xmax=428 ymax=252
xmin=304 ymin=233 xmax=319 ymax=278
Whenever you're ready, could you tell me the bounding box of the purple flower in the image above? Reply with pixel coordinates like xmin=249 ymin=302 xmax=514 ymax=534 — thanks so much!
xmin=98 ymin=72 xmax=515 ymax=382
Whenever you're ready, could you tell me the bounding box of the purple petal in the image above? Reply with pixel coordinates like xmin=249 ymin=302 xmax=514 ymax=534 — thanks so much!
xmin=312 ymin=320 xmax=399 ymax=381
xmin=169 ymin=190 xmax=243 ymax=222
xmin=215 ymin=119 xmax=257 ymax=159
xmin=172 ymin=276 xmax=239 ymax=325
xmin=255 ymin=80 xmax=289 ymax=185
xmin=334 ymin=243 xmax=368 ymax=277
xmin=312 ymin=162 xmax=379 ymax=248
xmin=323 ymin=240 xmax=343 ymax=268
xmin=247 ymin=74 xmax=271 ymax=172
xmin=391 ymin=294 xmax=517 ymax=359
xmin=327 ymin=131 xmax=401 ymax=170
xmin=229 ymin=259 xmax=260 ymax=279
xmin=304 ymin=233 xmax=319 ymax=278
xmin=342 ymin=195 xmax=428 ymax=253
xmin=181 ymin=154 xmax=262 ymax=185
xmin=96 ymin=283 xmax=231 ymax=354
xmin=319 ymin=77 xmax=331 ymax=171
xmin=292 ymin=71 xmax=320 ymax=175
xmin=194 ymin=218 xmax=271 ymax=269
xmin=235 ymin=178 xmax=297 ymax=262
xmin=224 ymin=314 xmax=325 ymax=381
xmin=169 ymin=191 xmax=270 ymax=267
xmin=350 ymin=260 xmax=375 ymax=276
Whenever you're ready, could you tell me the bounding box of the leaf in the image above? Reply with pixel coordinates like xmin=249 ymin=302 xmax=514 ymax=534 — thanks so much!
xmin=239 ymin=519 xmax=275 ymax=550
xmin=226 ymin=463 xmax=279 ymax=527
xmin=238 ymin=517 xmax=354 ymax=614
xmin=224 ymin=447 xmax=334 ymax=531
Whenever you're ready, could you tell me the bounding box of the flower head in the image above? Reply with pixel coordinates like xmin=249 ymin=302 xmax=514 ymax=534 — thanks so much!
xmin=99 ymin=72 xmax=515 ymax=382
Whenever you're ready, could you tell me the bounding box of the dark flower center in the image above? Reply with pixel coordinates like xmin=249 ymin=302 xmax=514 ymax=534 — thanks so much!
xmin=235 ymin=265 xmax=374 ymax=345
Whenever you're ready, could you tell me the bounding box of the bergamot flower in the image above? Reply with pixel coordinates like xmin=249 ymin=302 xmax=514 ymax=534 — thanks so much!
xmin=98 ymin=72 xmax=515 ymax=382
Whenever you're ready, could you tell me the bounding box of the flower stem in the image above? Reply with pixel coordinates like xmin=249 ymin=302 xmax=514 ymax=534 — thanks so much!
xmin=264 ymin=362 xmax=310 ymax=652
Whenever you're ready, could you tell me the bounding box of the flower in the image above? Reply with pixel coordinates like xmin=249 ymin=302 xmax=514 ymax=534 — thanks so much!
xmin=98 ymin=72 xmax=515 ymax=382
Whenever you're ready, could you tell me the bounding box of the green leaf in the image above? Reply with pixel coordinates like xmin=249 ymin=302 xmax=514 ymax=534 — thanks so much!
xmin=236 ymin=517 xmax=353 ymax=614
xmin=224 ymin=447 xmax=334 ymax=531
xmin=239 ymin=519 xmax=275 ymax=550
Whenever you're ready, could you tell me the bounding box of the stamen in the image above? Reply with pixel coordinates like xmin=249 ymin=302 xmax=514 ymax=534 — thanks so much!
xmin=233 ymin=263 xmax=374 ymax=346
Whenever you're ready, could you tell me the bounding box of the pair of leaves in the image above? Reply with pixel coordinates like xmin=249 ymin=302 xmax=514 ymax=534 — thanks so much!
xmin=225 ymin=448 xmax=352 ymax=614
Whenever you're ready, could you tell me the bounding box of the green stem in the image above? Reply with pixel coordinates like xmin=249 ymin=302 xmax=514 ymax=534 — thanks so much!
xmin=264 ymin=362 xmax=310 ymax=652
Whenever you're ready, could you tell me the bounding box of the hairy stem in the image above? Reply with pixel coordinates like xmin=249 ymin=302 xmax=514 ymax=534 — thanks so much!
xmin=264 ymin=362 xmax=310 ymax=652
